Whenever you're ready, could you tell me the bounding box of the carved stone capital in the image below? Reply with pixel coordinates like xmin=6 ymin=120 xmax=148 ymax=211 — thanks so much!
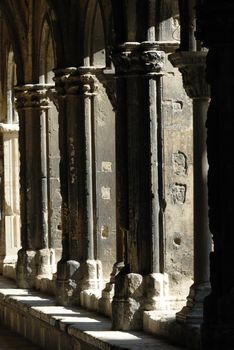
xmin=0 ymin=123 xmax=19 ymax=136
xmin=111 ymin=42 xmax=165 ymax=75
xmin=14 ymin=84 xmax=53 ymax=110
xmin=169 ymin=51 xmax=210 ymax=99
xmin=79 ymin=66 xmax=100 ymax=95
xmin=53 ymin=66 xmax=100 ymax=97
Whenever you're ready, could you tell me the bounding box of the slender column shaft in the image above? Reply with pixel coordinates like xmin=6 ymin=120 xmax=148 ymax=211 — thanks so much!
xmin=14 ymin=84 xmax=54 ymax=288
xmin=149 ymin=76 xmax=160 ymax=273
xmin=84 ymin=94 xmax=94 ymax=260
xmin=188 ymin=0 xmax=196 ymax=51
xmin=15 ymin=85 xmax=51 ymax=250
xmin=40 ymin=110 xmax=49 ymax=248
xmin=79 ymin=68 xmax=99 ymax=262
xmin=115 ymin=77 xmax=128 ymax=264
xmin=193 ymin=98 xmax=211 ymax=284
xmin=148 ymin=6 xmax=162 ymax=271
xmin=112 ymin=42 xmax=167 ymax=331
xmin=54 ymin=67 xmax=100 ymax=305
xmin=169 ymin=51 xmax=211 ymax=324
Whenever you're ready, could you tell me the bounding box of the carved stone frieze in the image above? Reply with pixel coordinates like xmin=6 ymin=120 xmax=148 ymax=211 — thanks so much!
xmin=14 ymin=84 xmax=53 ymax=110
xmin=169 ymin=51 xmax=210 ymax=99
xmin=111 ymin=42 xmax=165 ymax=75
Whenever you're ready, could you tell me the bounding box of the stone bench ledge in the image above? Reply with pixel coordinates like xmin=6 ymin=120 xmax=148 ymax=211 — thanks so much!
xmin=0 ymin=277 xmax=183 ymax=350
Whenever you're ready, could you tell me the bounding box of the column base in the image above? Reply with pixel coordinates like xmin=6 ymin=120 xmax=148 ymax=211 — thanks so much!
xmin=56 ymin=259 xmax=80 ymax=306
xmin=112 ymin=272 xmax=169 ymax=331
xmin=56 ymin=259 xmax=102 ymax=306
xmin=16 ymin=248 xmax=56 ymax=289
xmin=34 ymin=248 xmax=56 ymax=292
xmin=99 ymin=261 xmax=125 ymax=317
xmin=16 ymin=249 xmax=37 ymax=288
xmin=0 ymin=254 xmax=17 ymax=279
xmin=176 ymin=282 xmax=210 ymax=324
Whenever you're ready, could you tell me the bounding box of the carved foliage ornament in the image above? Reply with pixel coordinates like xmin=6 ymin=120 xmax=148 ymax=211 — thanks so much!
xmin=53 ymin=67 xmax=99 ymax=96
xmin=14 ymin=84 xmax=53 ymax=110
xmin=111 ymin=42 xmax=165 ymax=75
xmin=169 ymin=51 xmax=210 ymax=99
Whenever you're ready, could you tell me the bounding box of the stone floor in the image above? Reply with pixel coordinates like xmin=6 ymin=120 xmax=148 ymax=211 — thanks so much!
xmin=0 ymin=323 xmax=42 ymax=349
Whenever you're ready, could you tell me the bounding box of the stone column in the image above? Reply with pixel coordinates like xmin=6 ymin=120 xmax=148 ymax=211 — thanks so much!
xmin=15 ymin=84 xmax=56 ymax=289
xmin=0 ymin=123 xmax=20 ymax=279
xmin=54 ymin=67 xmax=101 ymax=306
xmin=178 ymin=0 xmax=197 ymax=51
xmin=196 ymin=2 xmax=234 ymax=348
xmin=111 ymin=42 xmax=169 ymax=331
xmin=169 ymin=51 xmax=211 ymax=324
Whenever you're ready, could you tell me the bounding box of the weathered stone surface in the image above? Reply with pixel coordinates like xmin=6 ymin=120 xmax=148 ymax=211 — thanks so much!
xmin=0 ymin=122 xmax=20 ymax=279
xmin=16 ymin=249 xmax=37 ymax=289
xmin=0 ymin=276 xmax=184 ymax=350
xmin=160 ymin=49 xmax=194 ymax=306
xmin=56 ymin=260 xmax=80 ymax=306
xmin=0 ymin=1 xmax=215 ymax=348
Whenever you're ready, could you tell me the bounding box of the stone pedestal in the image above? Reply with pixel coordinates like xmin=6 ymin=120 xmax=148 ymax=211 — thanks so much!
xmin=169 ymin=51 xmax=211 ymax=325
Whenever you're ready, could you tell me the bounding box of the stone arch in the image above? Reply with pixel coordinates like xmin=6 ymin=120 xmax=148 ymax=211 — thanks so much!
xmin=0 ymin=1 xmax=27 ymax=83
xmin=83 ymin=0 xmax=107 ymax=67
xmin=77 ymin=1 xmax=117 ymax=296
xmin=44 ymin=2 xmax=64 ymax=67
xmin=39 ymin=15 xmax=56 ymax=83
